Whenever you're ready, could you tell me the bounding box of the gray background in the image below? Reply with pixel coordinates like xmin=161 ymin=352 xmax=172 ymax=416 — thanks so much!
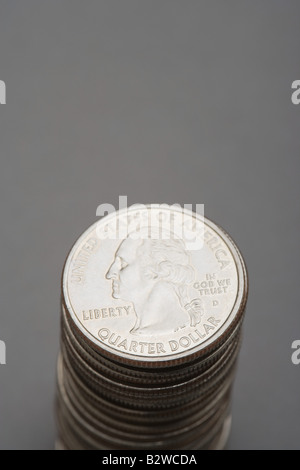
xmin=0 ymin=1 xmax=299 ymax=450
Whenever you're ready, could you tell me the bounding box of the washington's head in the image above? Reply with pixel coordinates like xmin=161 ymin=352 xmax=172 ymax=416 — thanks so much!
xmin=105 ymin=233 xmax=204 ymax=335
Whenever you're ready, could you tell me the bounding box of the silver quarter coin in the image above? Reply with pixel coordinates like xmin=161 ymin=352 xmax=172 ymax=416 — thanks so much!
xmin=62 ymin=206 xmax=247 ymax=367
xmin=56 ymin=207 xmax=248 ymax=450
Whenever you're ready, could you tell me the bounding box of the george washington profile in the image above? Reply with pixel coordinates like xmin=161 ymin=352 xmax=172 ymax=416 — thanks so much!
xmin=106 ymin=233 xmax=204 ymax=336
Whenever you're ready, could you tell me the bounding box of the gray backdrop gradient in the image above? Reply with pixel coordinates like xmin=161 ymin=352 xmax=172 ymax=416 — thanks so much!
xmin=0 ymin=0 xmax=299 ymax=450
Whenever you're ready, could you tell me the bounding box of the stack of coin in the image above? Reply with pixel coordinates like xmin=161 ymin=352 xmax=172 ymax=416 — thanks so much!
xmin=56 ymin=206 xmax=248 ymax=450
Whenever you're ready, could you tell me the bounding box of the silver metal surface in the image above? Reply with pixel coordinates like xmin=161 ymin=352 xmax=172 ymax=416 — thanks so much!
xmin=56 ymin=207 xmax=248 ymax=450
xmin=62 ymin=206 xmax=246 ymax=366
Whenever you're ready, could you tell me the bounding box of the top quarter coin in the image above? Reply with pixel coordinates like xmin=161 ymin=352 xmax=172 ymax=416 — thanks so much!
xmin=62 ymin=206 xmax=248 ymax=367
